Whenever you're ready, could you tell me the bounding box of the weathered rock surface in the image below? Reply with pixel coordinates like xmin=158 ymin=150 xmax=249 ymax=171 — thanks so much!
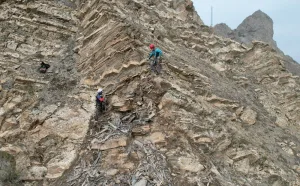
xmin=240 ymin=107 xmax=257 ymax=125
xmin=236 ymin=10 xmax=276 ymax=47
xmin=214 ymin=10 xmax=279 ymax=51
xmin=0 ymin=0 xmax=92 ymax=184
xmin=91 ymin=136 xmax=128 ymax=150
xmin=214 ymin=23 xmax=234 ymax=39
xmin=0 ymin=151 xmax=18 ymax=185
xmin=214 ymin=10 xmax=300 ymax=73
xmin=134 ymin=178 xmax=147 ymax=186
xmin=1 ymin=0 xmax=300 ymax=186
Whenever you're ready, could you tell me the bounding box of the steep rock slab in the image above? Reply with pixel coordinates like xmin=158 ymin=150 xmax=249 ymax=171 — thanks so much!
xmin=0 ymin=0 xmax=92 ymax=184
xmin=1 ymin=0 xmax=300 ymax=186
xmin=69 ymin=0 xmax=300 ymax=184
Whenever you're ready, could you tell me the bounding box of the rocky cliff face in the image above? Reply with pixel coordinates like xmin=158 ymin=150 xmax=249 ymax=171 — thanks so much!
xmin=214 ymin=23 xmax=234 ymax=39
xmin=0 ymin=0 xmax=92 ymax=183
xmin=214 ymin=10 xmax=300 ymax=76
xmin=236 ymin=10 xmax=276 ymax=47
xmin=214 ymin=10 xmax=281 ymax=52
xmin=1 ymin=1 xmax=300 ymax=186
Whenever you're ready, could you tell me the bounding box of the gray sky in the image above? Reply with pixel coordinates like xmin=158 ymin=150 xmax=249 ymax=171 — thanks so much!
xmin=193 ymin=0 xmax=300 ymax=62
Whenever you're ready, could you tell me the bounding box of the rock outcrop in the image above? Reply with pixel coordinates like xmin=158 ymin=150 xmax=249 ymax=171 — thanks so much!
xmin=214 ymin=10 xmax=300 ymax=76
xmin=1 ymin=0 xmax=300 ymax=186
xmin=0 ymin=0 xmax=92 ymax=183
xmin=214 ymin=23 xmax=234 ymax=39
xmin=236 ymin=10 xmax=276 ymax=47
xmin=214 ymin=10 xmax=279 ymax=50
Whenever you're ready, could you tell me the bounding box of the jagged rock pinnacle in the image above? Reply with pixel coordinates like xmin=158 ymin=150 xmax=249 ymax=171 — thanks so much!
xmin=236 ymin=10 xmax=274 ymax=46
xmin=213 ymin=10 xmax=288 ymax=56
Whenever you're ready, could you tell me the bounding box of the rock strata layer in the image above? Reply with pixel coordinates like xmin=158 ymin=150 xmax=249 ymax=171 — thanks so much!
xmin=0 ymin=1 xmax=300 ymax=186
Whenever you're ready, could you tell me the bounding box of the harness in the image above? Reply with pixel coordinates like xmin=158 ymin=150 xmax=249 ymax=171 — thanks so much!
xmin=99 ymin=97 xmax=104 ymax=102
xmin=97 ymin=93 xmax=105 ymax=102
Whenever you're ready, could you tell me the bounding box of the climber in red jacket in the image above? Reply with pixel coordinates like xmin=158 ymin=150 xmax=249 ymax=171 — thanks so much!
xmin=95 ymin=88 xmax=105 ymax=112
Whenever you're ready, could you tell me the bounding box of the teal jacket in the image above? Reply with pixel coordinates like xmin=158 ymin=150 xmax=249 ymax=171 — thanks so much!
xmin=149 ymin=48 xmax=163 ymax=59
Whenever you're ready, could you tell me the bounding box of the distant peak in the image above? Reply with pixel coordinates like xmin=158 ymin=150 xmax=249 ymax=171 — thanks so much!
xmin=215 ymin=23 xmax=230 ymax=27
xmin=251 ymin=10 xmax=272 ymax=20
xmin=214 ymin=23 xmax=233 ymax=31
xmin=253 ymin=9 xmax=264 ymax=14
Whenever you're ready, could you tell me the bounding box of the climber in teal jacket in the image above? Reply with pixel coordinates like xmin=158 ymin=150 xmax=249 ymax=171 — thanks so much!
xmin=148 ymin=44 xmax=163 ymax=74
xmin=148 ymin=44 xmax=163 ymax=61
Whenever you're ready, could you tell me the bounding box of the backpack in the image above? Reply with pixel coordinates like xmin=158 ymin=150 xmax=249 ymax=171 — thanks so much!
xmin=99 ymin=97 xmax=104 ymax=102
xmin=96 ymin=94 xmax=104 ymax=102
xmin=39 ymin=62 xmax=50 ymax=73
xmin=39 ymin=67 xmax=47 ymax=73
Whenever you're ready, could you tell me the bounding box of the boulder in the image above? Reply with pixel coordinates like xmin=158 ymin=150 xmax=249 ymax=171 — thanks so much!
xmin=46 ymin=149 xmax=77 ymax=179
xmin=111 ymin=95 xmax=126 ymax=108
xmin=275 ymin=116 xmax=288 ymax=128
xmin=91 ymin=136 xmax=128 ymax=150
xmin=132 ymin=125 xmax=151 ymax=136
xmin=134 ymin=178 xmax=147 ymax=186
xmin=144 ymin=132 xmax=166 ymax=144
xmin=111 ymin=95 xmax=131 ymax=112
xmin=177 ymin=157 xmax=204 ymax=172
xmin=211 ymin=62 xmax=227 ymax=72
xmin=240 ymin=107 xmax=257 ymax=125
xmin=28 ymin=166 xmax=47 ymax=180
xmin=106 ymin=169 xmax=119 ymax=176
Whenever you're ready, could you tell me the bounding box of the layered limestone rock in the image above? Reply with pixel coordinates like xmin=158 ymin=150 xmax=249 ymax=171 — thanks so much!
xmin=170 ymin=0 xmax=204 ymax=25
xmin=214 ymin=9 xmax=300 ymax=76
xmin=1 ymin=0 xmax=300 ymax=186
xmin=0 ymin=0 xmax=92 ymax=183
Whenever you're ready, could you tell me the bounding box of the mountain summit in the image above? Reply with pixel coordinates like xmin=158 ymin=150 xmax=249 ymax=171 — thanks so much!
xmin=236 ymin=10 xmax=275 ymax=46
xmin=215 ymin=10 xmax=278 ymax=50
xmin=214 ymin=9 xmax=300 ymax=75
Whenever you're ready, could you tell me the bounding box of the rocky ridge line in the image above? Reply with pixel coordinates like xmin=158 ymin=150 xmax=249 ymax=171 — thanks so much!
xmin=214 ymin=9 xmax=300 ymax=77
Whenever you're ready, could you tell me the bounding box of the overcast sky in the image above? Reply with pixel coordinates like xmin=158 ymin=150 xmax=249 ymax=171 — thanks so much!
xmin=193 ymin=0 xmax=300 ymax=62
